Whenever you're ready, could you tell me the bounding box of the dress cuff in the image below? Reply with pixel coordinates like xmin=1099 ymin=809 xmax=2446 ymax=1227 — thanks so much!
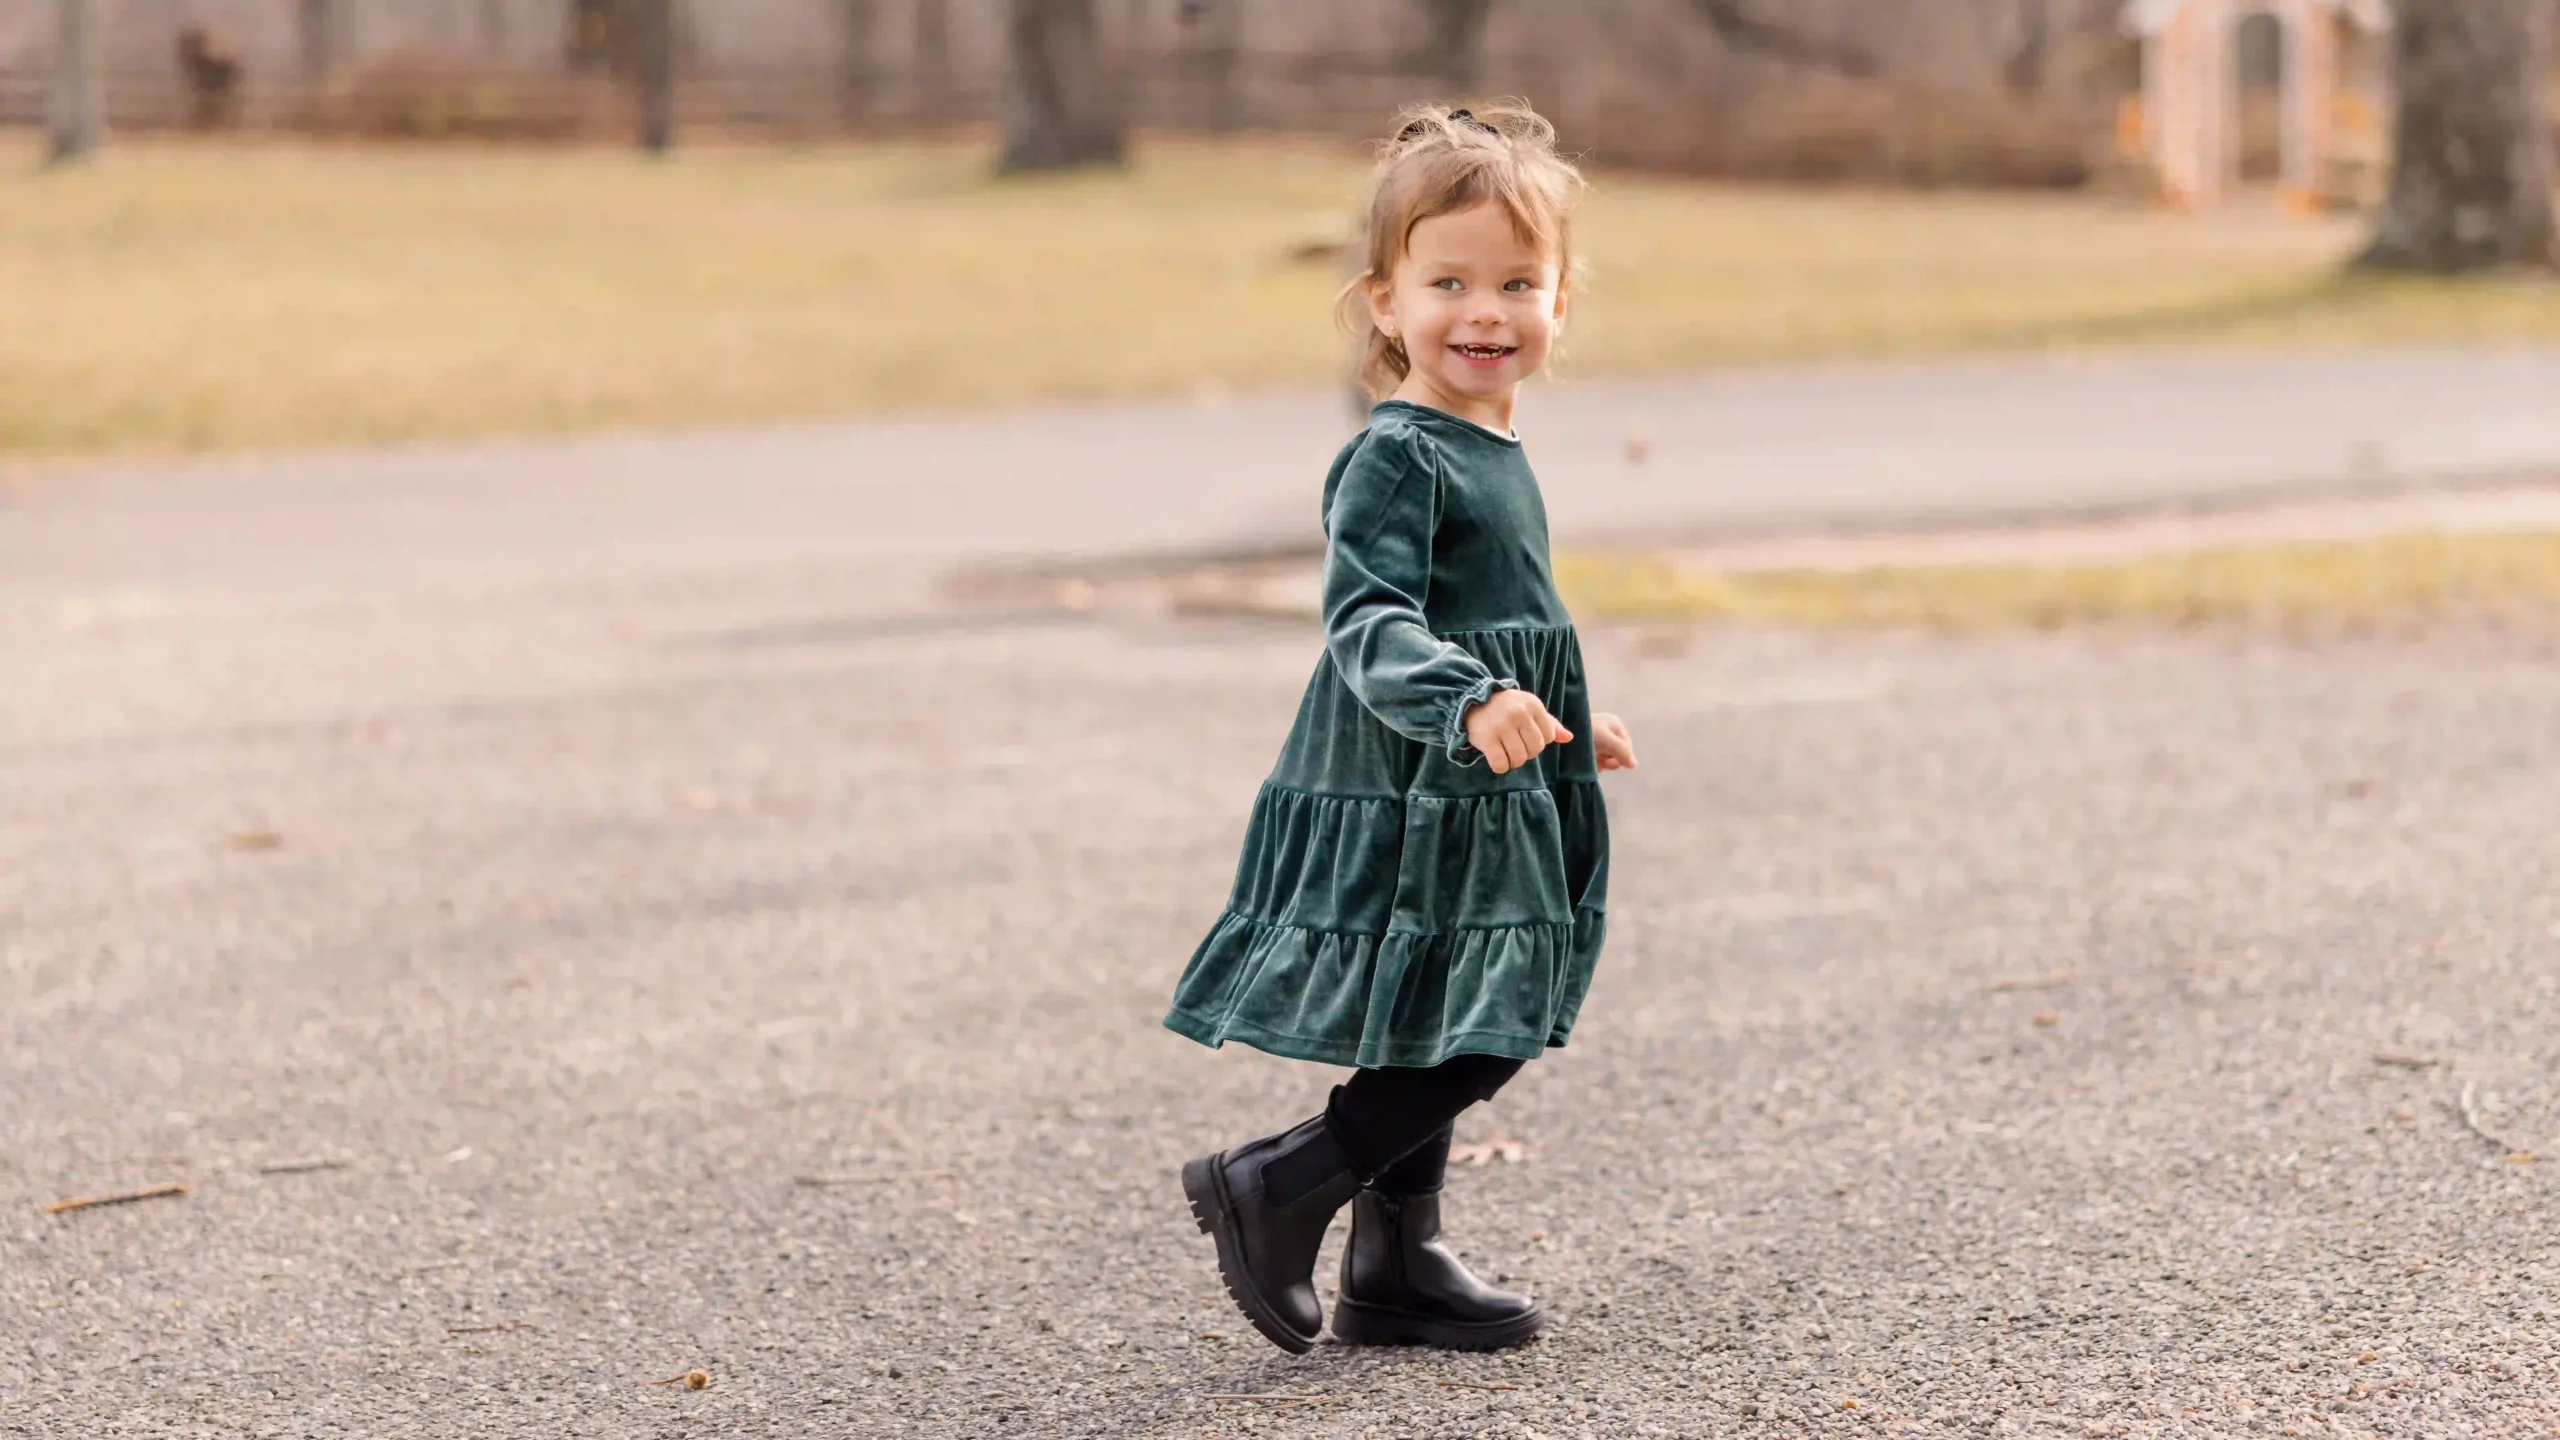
xmin=1444 ymin=676 xmax=1521 ymax=766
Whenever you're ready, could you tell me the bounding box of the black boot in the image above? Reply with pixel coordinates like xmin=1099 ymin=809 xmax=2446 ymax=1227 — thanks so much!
xmin=1330 ymin=1129 xmax=1543 ymax=1350
xmin=1180 ymin=1107 xmax=1368 ymax=1354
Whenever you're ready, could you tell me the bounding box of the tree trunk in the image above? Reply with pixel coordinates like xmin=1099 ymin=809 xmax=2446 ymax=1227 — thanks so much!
xmin=2360 ymin=0 xmax=2557 ymax=272
xmin=2002 ymin=0 xmax=2051 ymax=96
xmin=297 ymin=0 xmax=336 ymax=84
xmin=47 ymin=0 xmax=103 ymax=165
xmin=915 ymin=0 xmax=952 ymax=123
xmin=999 ymin=0 xmax=1126 ymax=173
xmin=1199 ymin=0 xmax=1244 ymax=133
xmin=1687 ymin=0 xmax=1880 ymax=79
xmin=843 ymin=0 xmax=878 ymax=126
xmin=1417 ymin=0 xmax=1496 ymax=92
xmin=637 ymin=0 xmax=675 ymax=154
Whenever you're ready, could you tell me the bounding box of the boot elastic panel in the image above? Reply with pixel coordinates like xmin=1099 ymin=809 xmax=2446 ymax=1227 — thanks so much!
xmin=1260 ymin=1113 xmax=1359 ymax=1208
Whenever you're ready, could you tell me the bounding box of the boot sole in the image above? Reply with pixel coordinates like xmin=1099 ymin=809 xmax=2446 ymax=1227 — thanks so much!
xmin=1330 ymin=1296 xmax=1546 ymax=1351
xmin=1181 ymin=1156 xmax=1319 ymax=1355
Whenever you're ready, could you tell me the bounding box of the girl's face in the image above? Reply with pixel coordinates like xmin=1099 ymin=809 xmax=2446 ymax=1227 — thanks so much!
xmin=1368 ymin=201 xmax=1567 ymax=431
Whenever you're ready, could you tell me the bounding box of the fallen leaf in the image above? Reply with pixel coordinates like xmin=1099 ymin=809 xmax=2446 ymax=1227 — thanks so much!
xmin=2032 ymin=1012 xmax=2059 ymax=1027
xmin=226 ymin=830 xmax=283 ymax=852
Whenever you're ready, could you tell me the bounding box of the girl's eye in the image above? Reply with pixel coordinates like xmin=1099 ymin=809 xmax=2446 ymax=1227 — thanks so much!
xmin=1433 ymin=278 xmax=1462 ymax=291
xmin=1504 ymin=279 xmax=1533 ymax=293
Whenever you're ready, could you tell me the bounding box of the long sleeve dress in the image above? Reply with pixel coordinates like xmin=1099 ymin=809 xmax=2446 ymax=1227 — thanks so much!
xmin=1163 ymin=400 xmax=1610 ymax=1070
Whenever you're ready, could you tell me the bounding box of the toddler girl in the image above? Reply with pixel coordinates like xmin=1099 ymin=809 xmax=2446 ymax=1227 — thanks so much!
xmin=1165 ymin=102 xmax=1635 ymax=1354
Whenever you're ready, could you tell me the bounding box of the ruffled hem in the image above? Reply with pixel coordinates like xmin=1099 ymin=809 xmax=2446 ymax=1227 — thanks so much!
xmin=1163 ymin=905 xmax=1606 ymax=1069
xmin=1226 ymin=777 xmax=1607 ymax=933
xmin=1179 ymin=621 xmax=1610 ymax=1069
xmin=1228 ymin=773 xmax=1607 ymax=917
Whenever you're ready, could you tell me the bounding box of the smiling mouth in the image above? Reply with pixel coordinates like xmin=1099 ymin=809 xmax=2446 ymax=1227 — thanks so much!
xmin=1450 ymin=343 xmax=1516 ymax=363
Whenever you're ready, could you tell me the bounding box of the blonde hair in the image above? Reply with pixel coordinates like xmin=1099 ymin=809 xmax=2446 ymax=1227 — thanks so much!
xmin=1336 ymin=100 xmax=1588 ymax=401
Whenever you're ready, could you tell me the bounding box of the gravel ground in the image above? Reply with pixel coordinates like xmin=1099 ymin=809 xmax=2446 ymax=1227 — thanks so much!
xmin=6 ymin=555 xmax=2560 ymax=1438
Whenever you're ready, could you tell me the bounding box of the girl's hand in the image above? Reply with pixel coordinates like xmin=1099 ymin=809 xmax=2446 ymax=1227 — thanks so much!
xmin=1592 ymin=712 xmax=1638 ymax=772
xmin=1465 ymin=689 xmax=1571 ymax=775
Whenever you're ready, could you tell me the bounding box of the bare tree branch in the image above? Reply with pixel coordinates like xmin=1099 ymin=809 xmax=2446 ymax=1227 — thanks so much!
xmin=1686 ymin=0 xmax=1881 ymax=78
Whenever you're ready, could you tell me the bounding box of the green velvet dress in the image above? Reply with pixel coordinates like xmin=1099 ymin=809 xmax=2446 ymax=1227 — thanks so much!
xmin=1163 ymin=400 xmax=1609 ymax=1070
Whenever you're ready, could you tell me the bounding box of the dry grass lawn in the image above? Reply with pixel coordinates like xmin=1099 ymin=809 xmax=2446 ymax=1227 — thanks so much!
xmin=8 ymin=133 xmax=2560 ymax=459
xmin=1556 ymin=531 xmax=2560 ymax=632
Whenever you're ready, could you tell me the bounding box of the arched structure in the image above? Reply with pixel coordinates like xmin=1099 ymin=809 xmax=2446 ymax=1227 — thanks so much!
xmin=2123 ymin=0 xmax=2392 ymax=209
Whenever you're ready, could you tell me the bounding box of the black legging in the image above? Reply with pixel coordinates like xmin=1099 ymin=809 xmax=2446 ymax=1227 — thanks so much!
xmin=1257 ymin=1053 xmax=1526 ymax=1206
xmin=1326 ymin=1052 xmax=1525 ymax=1184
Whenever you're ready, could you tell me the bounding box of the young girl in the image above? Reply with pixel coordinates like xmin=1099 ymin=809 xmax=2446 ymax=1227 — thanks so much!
xmin=1165 ymin=102 xmax=1635 ymax=1354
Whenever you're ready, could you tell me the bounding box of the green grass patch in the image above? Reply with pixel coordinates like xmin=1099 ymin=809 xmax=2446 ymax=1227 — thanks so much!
xmin=1556 ymin=531 xmax=2560 ymax=631
xmin=7 ymin=134 xmax=2560 ymax=459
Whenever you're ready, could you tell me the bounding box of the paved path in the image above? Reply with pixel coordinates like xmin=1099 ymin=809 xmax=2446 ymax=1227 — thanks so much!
xmin=8 ymin=346 xmax=2559 ymax=606
xmin=7 ymin=348 xmax=2560 ymax=1437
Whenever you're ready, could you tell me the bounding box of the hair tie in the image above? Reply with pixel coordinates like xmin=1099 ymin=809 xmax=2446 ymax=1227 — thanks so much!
xmin=1397 ymin=107 xmax=1500 ymax=143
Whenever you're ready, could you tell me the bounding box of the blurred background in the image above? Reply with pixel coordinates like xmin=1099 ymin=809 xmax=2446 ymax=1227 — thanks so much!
xmin=4 ymin=0 xmax=2557 ymax=460
xmin=10 ymin=5 xmax=2560 ymax=1435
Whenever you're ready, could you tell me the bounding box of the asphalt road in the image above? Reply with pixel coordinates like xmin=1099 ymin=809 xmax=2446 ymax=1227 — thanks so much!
xmin=9 ymin=346 xmax=2559 ymax=606
xmin=7 ymin=349 xmax=2560 ymax=1437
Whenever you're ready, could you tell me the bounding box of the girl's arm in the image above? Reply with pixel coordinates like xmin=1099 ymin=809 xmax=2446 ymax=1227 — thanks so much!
xmin=1321 ymin=429 xmax=1520 ymax=763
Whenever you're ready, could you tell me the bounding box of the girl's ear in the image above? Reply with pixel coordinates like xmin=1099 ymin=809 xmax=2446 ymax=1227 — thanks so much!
xmin=1551 ymin=273 xmax=1571 ymax=334
xmin=1364 ymin=272 xmax=1399 ymax=340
